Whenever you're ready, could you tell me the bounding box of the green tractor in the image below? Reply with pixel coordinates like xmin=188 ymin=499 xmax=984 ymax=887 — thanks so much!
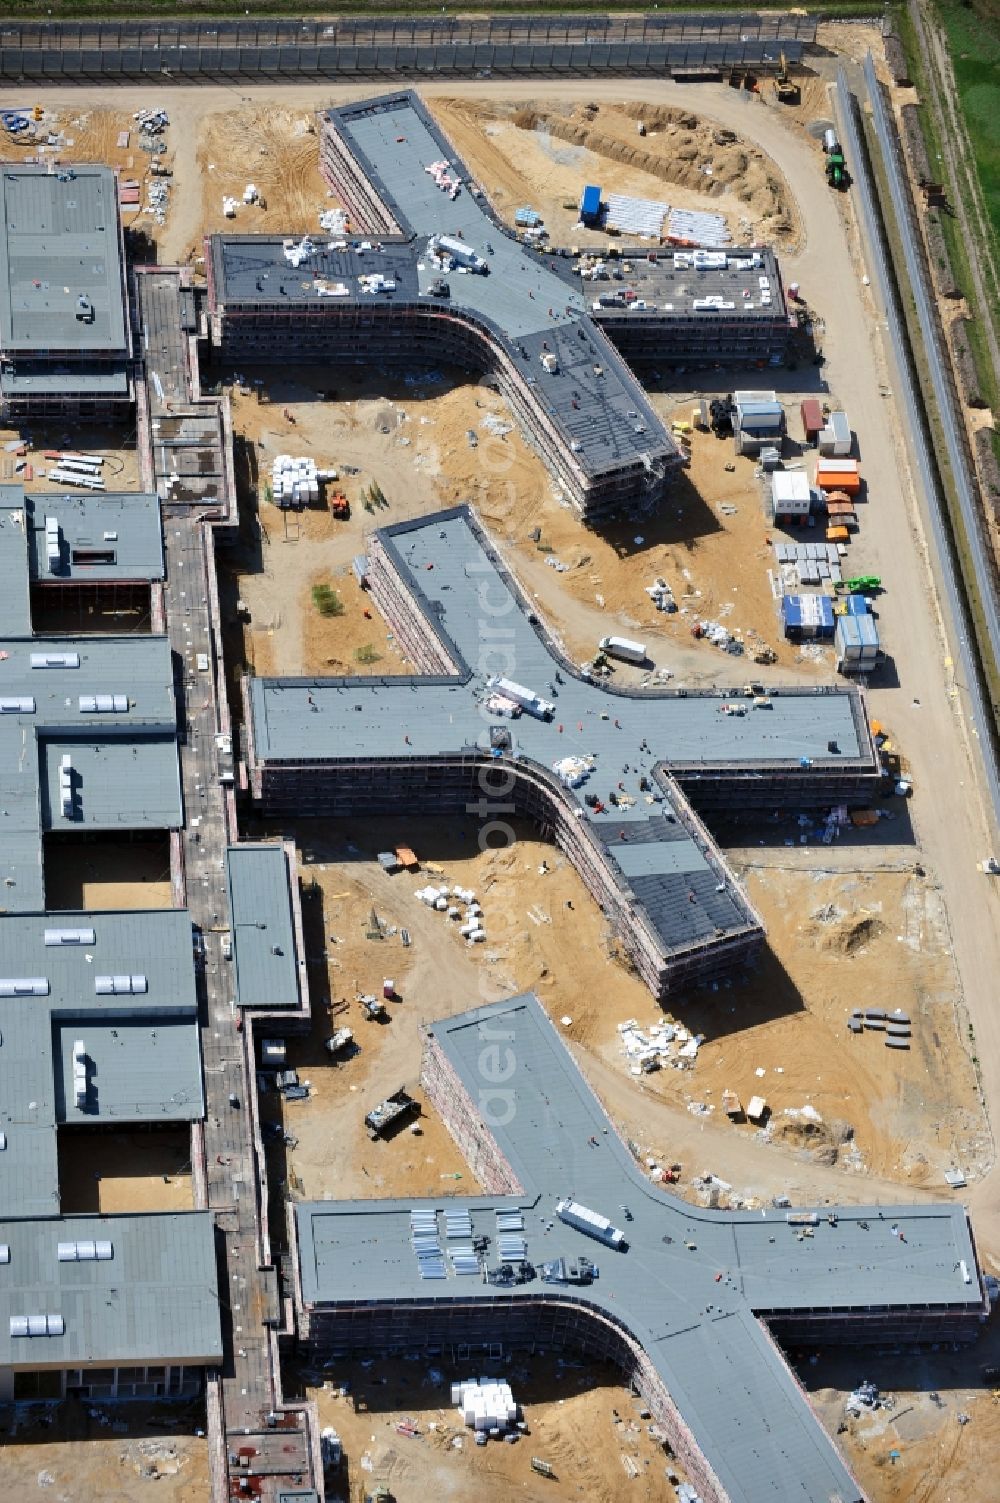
xmin=835 ymin=575 xmax=881 ymax=595
xmin=823 ymin=129 xmax=848 ymax=191
xmin=826 ymin=152 xmax=847 ymax=189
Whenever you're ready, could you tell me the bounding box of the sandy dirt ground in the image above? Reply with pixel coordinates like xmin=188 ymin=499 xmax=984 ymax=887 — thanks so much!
xmin=42 ymin=838 xmax=173 ymax=912
xmin=0 ymin=102 xmax=171 ymax=244
xmin=0 ymin=423 xmax=139 ymax=494
xmin=1 ymin=1401 xmax=207 ymax=1503
xmin=801 ymin=1334 xmax=1000 ymax=1503
xmin=192 ymin=106 xmax=322 ymax=258
xmin=228 ymin=372 xmax=833 ymax=685
xmin=58 ymin=1128 xmax=193 ymax=1215
xmin=432 ymin=95 xmax=797 ymax=250
xmin=302 ymin=1356 xmax=686 ymax=1503
xmin=263 ymin=816 xmax=987 ymax=1220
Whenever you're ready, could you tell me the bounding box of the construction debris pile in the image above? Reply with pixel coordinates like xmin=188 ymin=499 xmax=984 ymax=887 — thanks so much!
xmin=667 ymin=207 xmax=730 ymax=248
xmin=845 ymin=1380 xmax=892 ymax=1417
xmin=147 ymin=179 xmax=170 ymax=225
xmin=618 ymin=1017 xmax=703 ymax=1075
xmin=135 ymin=108 xmax=169 ymax=146
xmin=414 ymin=883 xmax=485 ymax=944
xmin=319 ymin=206 xmax=348 ymax=233
xmin=691 ymin=616 xmax=745 ymax=655
xmin=646 ymin=576 xmax=677 ymax=613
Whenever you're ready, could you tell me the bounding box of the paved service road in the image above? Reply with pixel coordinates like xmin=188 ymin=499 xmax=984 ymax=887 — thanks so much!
xmin=139 ymin=269 xmax=312 ymax=1498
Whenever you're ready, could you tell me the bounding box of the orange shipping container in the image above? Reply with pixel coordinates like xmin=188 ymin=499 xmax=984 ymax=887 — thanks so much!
xmin=816 ymin=471 xmax=861 ymax=495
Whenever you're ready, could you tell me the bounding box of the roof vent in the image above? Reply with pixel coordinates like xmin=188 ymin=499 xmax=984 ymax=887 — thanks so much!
xmin=45 ymin=928 xmax=96 ymax=946
xmin=30 ymin=652 xmax=80 ymax=670
xmin=10 ymin=1314 xmax=64 ymax=1337
xmin=94 ymin=974 xmax=146 ymax=995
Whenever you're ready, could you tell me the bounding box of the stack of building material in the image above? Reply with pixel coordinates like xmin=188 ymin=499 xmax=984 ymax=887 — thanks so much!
xmin=424 ymin=158 xmax=462 ymax=199
xmin=44 ymin=514 xmax=60 ymax=573
xmin=452 ymin=1378 xmax=518 ymax=1432
xmin=283 ymin=235 xmax=319 ymax=267
xmin=825 ymin=491 xmax=858 ymax=529
xmin=603 ymin=193 xmax=669 ymax=238
xmin=773 ymin=541 xmax=843 ymax=587
xmin=271 ymin=455 xmax=325 ymax=509
xmin=552 ymin=755 xmax=593 ymax=788
xmin=666 ymin=207 xmax=731 ymax=247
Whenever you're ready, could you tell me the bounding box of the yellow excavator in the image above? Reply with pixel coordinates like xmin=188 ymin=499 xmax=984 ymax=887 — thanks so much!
xmin=774 ymin=53 xmax=800 ymax=105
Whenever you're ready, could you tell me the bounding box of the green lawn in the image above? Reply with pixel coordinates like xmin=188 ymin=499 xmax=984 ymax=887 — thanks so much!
xmin=936 ymin=0 xmax=1000 ymax=240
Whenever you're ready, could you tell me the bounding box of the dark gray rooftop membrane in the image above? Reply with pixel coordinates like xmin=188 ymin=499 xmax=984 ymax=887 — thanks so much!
xmin=226 ymin=844 xmax=301 ymax=1011
xmin=4 ymin=485 xmax=165 ymax=593
xmin=249 ymin=506 xmax=875 ymax=960
xmin=0 ymin=908 xmax=203 ymax=1221
xmin=0 ymin=1210 xmax=221 ymax=1371
xmin=297 ymin=995 xmax=984 ymax=1503
xmin=210 ymin=90 xmax=679 ymax=489
xmin=0 ymin=484 xmax=179 ymax=911
xmin=0 ymin=165 xmax=128 ymax=356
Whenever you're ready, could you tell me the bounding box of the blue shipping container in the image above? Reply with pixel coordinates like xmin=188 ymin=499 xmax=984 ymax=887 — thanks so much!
xmin=580 ymin=185 xmax=602 ymax=223
xmin=843 ymin=594 xmax=869 ymax=617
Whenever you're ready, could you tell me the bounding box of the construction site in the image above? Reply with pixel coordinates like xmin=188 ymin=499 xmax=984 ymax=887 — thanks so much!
xmin=2 ymin=14 xmax=1000 ymax=1503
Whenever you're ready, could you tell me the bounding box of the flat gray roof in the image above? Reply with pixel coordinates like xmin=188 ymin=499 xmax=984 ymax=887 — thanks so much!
xmin=297 ymin=995 xmax=983 ymax=1503
xmin=249 ymin=507 xmax=873 ymax=957
xmin=212 ymin=90 xmax=683 ymax=483
xmin=226 ymin=844 xmax=302 ymax=1011
xmin=0 ymin=1211 xmax=221 ymax=1369
xmin=0 ymin=908 xmax=202 ymax=1220
xmin=21 ymin=488 xmax=165 ymax=585
xmin=212 ymin=231 xmax=670 ymax=482
xmin=0 ymin=485 xmax=180 ymax=910
xmin=0 ymin=166 xmax=127 ymax=356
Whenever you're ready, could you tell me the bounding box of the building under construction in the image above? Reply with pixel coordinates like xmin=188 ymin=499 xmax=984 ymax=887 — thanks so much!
xmin=242 ymin=505 xmax=881 ymax=1001
xmin=292 ymin=995 xmax=987 ymax=1503
xmin=0 ymin=165 xmax=132 ymax=421
xmin=205 ymin=91 xmax=790 ymax=525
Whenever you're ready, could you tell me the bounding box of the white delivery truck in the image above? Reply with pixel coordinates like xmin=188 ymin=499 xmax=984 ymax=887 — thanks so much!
xmin=486 ymin=676 xmax=556 ymax=721
xmin=598 ymin=635 xmax=647 ymax=664
xmin=555 ymin=1197 xmax=627 ymax=1249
